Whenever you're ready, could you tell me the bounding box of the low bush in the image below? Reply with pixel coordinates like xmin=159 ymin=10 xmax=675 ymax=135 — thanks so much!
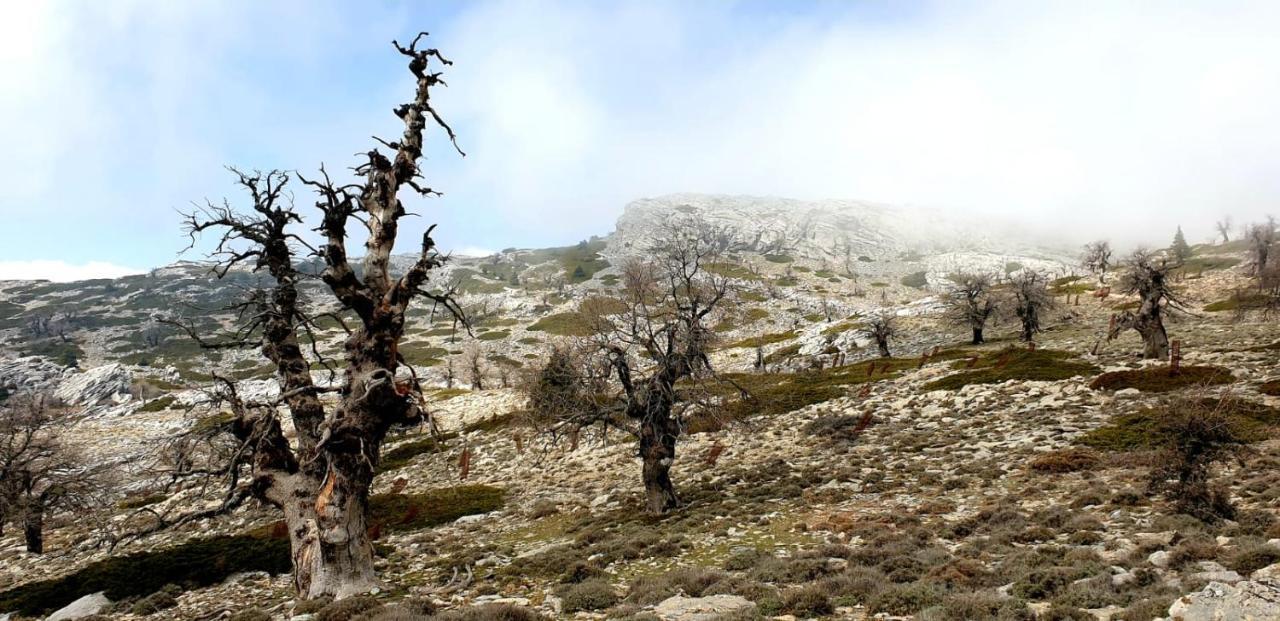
xmin=922 ymin=348 xmax=1098 ymax=391
xmin=560 ymin=580 xmax=619 ymax=612
xmin=1030 ymin=448 xmax=1100 ymax=473
xmin=316 ymin=595 xmax=382 ymax=621
xmin=1089 ymin=365 xmax=1233 ymax=392
xmin=781 ymin=584 xmax=833 ymax=616
xmin=432 ymin=603 xmax=544 ymax=620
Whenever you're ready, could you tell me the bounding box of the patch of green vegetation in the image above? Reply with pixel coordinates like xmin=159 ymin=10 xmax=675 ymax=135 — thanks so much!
xmin=136 ymin=396 xmax=177 ymax=413
xmin=368 ymin=485 xmax=505 ymax=533
xmin=764 ymin=254 xmax=794 ymax=264
xmin=724 ymin=331 xmax=797 ymax=349
xmin=17 ymin=338 xmax=82 ymax=367
xmin=517 ymin=337 xmax=541 ymax=345
xmin=858 ymin=255 xmax=874 ymax=262
xmin=822 ymin=321 xmax=862 ymax=336
xmin=1080 ymin=398 xmax=1280 ymax=451
xmin=871 ymin=282 xmax=888 ymax=288
xmin=901 ymin=271 xmax=929 ymax=289
xmin=1089 ymin=365 xmax=1233 ymax=392
xmin=478 ymin=330 xmax=510 ymax=341
xmin=1179 ymin=256 xmax=1241 ymax=273
xmin=741 ymin=308 xmax=769 ymax=323
xmin=527 ymin=312 xmax=594 ymax=337
xmin=1204 ymin=293 xmax=1269 ymax=312
xmin=402 ymin=344 xmax=449 ymax=367
xmin=0 ymin=533 xmax=290 ymax=616
xmin=429 ymin=388 xmax=471 ymax=401
xmin=922 ymin=348 xmax=1099 ymax=391
xmin=1004 ymin=262 xmax=1024 ymax=274
xmin=792 ymin=265 xmax=812 ymax=273
xmin=556 ymin=240 xmax=610 ymax=283
xmin=739 ymin=290 xmax=767 ymax=302
xmin=763 ymin=343 xmax=802 ymax=365
xmin=715 ymin=352 xmax=971 ymax=422
xmin=381 ymin=437 xmax=446 ymax=470
xmin=774 ymin=276 xmax=798 ymax=287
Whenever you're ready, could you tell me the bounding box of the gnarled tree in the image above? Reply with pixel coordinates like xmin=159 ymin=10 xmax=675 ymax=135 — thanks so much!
xmin=154 ymin=35 xmax=465 ymax=599
xmin=1082 ymin=240 xmax=1113 ymax=285
xmin=1011 ymin=270 xmax=1054 ymax=342
xmin=0 ymin=393 xmax=111 ymax=553
xmin=1107 ymin=250 xmax=1185 ymax=359
xmin=944 ymin=272 xmax=998 ymax=345
xmin=866 ymin=313 xmax=896 ymax=358
xmin=524 ymin=222 xmax=733 ymax=514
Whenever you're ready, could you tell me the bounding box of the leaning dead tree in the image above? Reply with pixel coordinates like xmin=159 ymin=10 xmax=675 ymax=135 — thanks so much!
xmin=1011 ymin=270 xmax=1054 ymax=342
xmin=1215 ymin=216 xmax=1232 ymax=244
xmin=157 ymin=35 xmax=465 ymax=599
xmin=944 ymin=272 xmax=998 ymax=345
xmin=1081 ymin=240 xmax=1113 ymax=285
xmin=1107 ymin=250 xmax=1185 ymax=359
xmin=0 ymin=393 xmax=111 ymax=553
xmin=524 ymin=222 xmax=733 ymax=514
xmin=866 ymin=313 xmax=896 ymax=358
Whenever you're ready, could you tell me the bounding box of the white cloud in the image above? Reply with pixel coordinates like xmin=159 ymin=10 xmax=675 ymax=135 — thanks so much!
xmin=0 ymin=261 xmax=143 ymax=283
xmin=434 ymin=0 xmax=1280 ymax=249
xmin=450 ymin=246 xmax=498 ymax=258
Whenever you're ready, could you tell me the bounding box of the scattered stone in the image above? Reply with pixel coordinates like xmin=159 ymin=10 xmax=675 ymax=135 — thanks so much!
xmin=653 ymin=594 xmax=757 ymax=621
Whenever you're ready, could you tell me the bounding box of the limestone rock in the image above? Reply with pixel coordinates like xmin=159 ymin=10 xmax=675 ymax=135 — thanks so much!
xmin=654 ymin=594 xmax=757 ymax=621
xmin=54 ymin=363 xmax=132 ymax=408
xmin=47 ymin=591 xmax=111 ymax=621
xmin=1165 ymin=579 xmax=1280 ymax=621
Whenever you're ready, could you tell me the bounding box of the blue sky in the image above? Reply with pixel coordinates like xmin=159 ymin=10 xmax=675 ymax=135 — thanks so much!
xmin=3 ymin=1 xmax=1280 ymax=280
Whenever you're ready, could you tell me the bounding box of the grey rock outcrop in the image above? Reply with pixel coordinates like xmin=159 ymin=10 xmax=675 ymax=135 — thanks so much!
xmin=54 ymin=363 xmax=132 ymax=408
xmin=1165 ymin=578 xmax=1280 ymax=621
xmin=46 ymin=592 xmax=111 ymax=621
xmin=653 ymin=594 xmax=757 ymax=621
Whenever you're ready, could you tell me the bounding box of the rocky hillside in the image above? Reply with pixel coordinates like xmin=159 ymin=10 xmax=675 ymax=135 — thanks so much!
xmin=0 ymin=197 xmax=1277 ymax=621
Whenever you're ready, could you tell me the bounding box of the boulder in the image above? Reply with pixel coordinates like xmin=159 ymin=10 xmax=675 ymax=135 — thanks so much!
xmin=1165 ymin=579 xmax=1280 ymax=620
xmin=47 ymin=591 xmax=112 ymax=621
xmin=654 ymin=595 xmax=756 ymax=621
xmin=54 ymin=363 xmax=132 ymax=407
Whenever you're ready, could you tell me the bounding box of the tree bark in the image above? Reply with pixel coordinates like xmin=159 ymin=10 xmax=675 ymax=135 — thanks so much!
xmin=1135 ymin=315 xmax=1169 ymax=360
xmin=639 ymin=418 xmax=679 ymax=514
xmin=23 ymin=495 xmax=44 ymax=554
xmin=972 ymin=327 xmax=984 ymax=345
xmin=876 ymin=338 xmax=890 ymax=358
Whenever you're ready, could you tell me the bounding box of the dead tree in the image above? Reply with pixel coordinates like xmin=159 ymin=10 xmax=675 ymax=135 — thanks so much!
xmin=944 ymin=273 xmax=998 ymax=345
xmin=1082 ymin=240 xmax=1113 ymax=285
xmin=157 ymin=35 xmax=465 ymax=599
xmin=465 ymin=345 xmax=486 ymax=391
xmin=1011 ymin=270 xmax=1054 ymax=342
xmin=1245 ymin=221 xmax=1275 ymax=276
xmin=524 ymin=222 xmax=732 ymax=514
xmin=1107 ymin=250 xmax=1185 ymax=359
xmin=866 ymin=313 xmax=896 ymax=358
xmin=0 ymin=393 xmax=111 ymax=553
xmin=1215 ymin=216 xmax=1232 ymax=244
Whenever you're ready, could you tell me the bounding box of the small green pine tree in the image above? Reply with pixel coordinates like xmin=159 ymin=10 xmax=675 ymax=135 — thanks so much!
xmin=1171 ymin=226 xmax=1193 ymax=262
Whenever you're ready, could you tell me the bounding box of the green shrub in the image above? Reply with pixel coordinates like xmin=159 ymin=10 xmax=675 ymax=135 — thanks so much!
xmin=867 ymin=581 xmax=944 ymax=615
xmin=1088 ymin=365 xmax=1233 ymax=392
xmin=380 ymin=437 xmax=445 ymax=470
xmin=136 ymin=395 xmax=176 ymax=412
xmin=561 ymin=580 xmax=619 ymax=612
xmin=781 ymin=584 xmax=832 ymax=616
xmin=317 ymin=595 xmax=382 ymax=621
xmin=432 ymin=604 xmax=544 ymax=621
xmin=1029 ymin=448 xmax=1099 ymax=473
xmin=901 ymin=271 xmax=929 ymax=289
xmin=368 ymin=485 xmax=504 ymax=533
xmin=723 ymin=331 xmax=797 ymax=349
xmin=118 ymin=493 xmax=168 ymax=510
xmin=130 ymin=584 xmax=181 ymax=615
xmin=0 ymin=534 xmax=289 ymax=616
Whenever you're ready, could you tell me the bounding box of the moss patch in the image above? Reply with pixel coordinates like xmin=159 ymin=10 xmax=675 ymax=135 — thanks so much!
xmin=369 ymin=485 xmax=505 ymax=533
xmin=1089 ymin=366 xmax=1233 ymax=392
xmin=1204 ymin=293 xmax=1269 ymax=313
xmin=1079 ymin=398 xmax=1280 ymax=451
xmin=527 ymin=312 xmax=594 ymax=337
xmin=724 ymin=331 xmax=797 ymax=349
xmin=922 ymin=348 xmax=1099 ymax=391
xmin=0 ymin=534 xmax=290 ymax=616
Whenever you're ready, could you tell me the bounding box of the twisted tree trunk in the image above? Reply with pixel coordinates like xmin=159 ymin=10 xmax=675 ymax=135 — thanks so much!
xmin=639 ymin=417 xmax=680 ymax=514
xmin=23 ymin=494 xmax=44 ymax=554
